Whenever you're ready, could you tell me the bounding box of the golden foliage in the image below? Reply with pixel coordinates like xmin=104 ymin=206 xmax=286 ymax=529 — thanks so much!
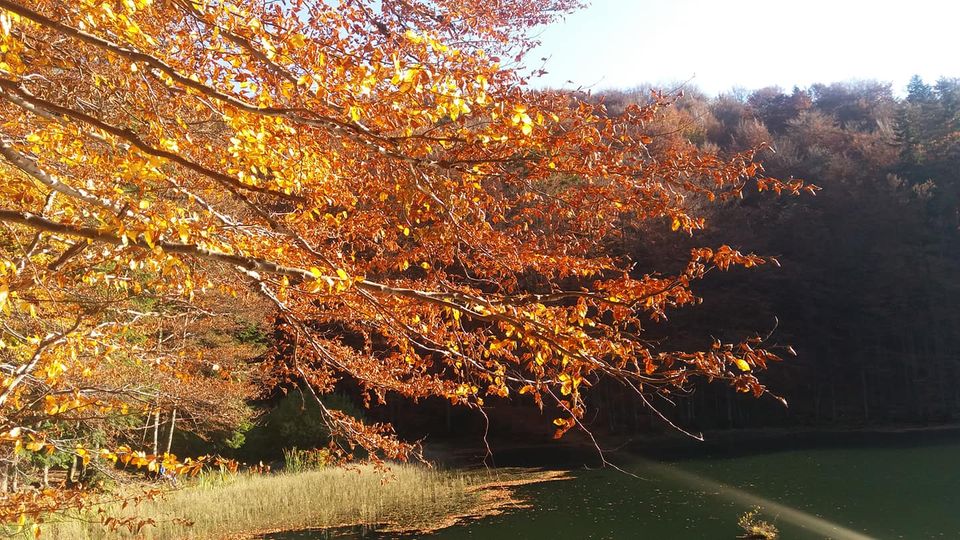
xmin=0 ymin=0 xmax=807 ymax=522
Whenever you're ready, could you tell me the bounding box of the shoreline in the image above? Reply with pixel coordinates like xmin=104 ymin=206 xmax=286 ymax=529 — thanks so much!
xmin=33 ymin=465 xmax=572 ymax=540
xmin=630 ymin=422 xmax=960 ymax=458
xmin=239 ymin=469 xmax=573 ymax=540
xmin=427 ymin=422 xmax=960 ymax=467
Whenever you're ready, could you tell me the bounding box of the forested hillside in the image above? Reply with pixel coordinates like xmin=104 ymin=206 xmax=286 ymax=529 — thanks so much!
xmin=597 ymin=77 xmax=960 ymax=431
xmin=372 ymin=78 xmax=960 ymax=442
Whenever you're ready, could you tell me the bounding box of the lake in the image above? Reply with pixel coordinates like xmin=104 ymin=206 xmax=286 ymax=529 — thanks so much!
xmin=269 ymin=435 xmax=960 ymax=539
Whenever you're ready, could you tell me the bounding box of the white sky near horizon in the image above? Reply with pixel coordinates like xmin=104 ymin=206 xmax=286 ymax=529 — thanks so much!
xmin=528 ymin=0 xmax=960 ymax=96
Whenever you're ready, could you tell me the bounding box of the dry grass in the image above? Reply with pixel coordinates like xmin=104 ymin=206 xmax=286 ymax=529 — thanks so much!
xmin=31 ymin=465 xmax=566 ymax=539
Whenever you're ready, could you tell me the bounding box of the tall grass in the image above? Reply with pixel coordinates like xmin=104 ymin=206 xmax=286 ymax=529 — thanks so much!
xmin=281 ymin=447 xmax=332 ymax=474
xmin=32 ymin=464 xmax=536 ymax=539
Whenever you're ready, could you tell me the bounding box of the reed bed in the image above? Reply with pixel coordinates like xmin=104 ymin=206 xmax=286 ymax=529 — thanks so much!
xmin=31 ymin=464 xmax=560 ymax=539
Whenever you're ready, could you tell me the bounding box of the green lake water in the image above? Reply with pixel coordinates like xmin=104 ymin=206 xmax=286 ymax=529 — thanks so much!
xmin=268 ymin=438 xmax=960 ymax=539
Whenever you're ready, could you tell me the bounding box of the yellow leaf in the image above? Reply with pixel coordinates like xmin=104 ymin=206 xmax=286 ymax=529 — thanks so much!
xmin=349 ymin=105 xmax=362 ymax=122
xmin=336 ymin=268 xmax=349 ymax=280
xmin=44 ymin=396 xmax=58 ymax=415
xmin=734 ymin=359 xmax=751 ymax=372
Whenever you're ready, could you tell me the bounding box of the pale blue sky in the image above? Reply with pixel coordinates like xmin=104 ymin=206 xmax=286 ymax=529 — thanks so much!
xmin=530 ymin=0 xmax=960 ymax=95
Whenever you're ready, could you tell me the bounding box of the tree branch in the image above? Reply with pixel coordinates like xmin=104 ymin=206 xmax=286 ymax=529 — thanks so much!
xmin=0 ymin=79 xmax=301 ymax=203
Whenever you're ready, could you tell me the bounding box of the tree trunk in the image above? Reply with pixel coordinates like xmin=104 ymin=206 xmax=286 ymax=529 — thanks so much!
xmin=165 ymin=407 xmax=177 ymax=456
xmin=725 ymin=391 xmax=734 ymax=428
xmin=861 ymin=367 xmax=870 ymax=423
xmin=10 ymin=451 xmax=19 ymax=492
xmin=830 ymin=373 xmax=837 ymax=422
xmin=152 ymin=410 xmax=161 ymax=457
xmin=813 ymin=376 xmax=822 ymax=424
xmin=67 ymin=454 xmax=82 ymax=486
xmin=140 ymin=413 xmax=151 ymax=448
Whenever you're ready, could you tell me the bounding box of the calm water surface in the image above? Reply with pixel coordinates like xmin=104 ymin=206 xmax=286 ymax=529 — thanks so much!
xmin=268 ymin=439 xmax=960 ymax=539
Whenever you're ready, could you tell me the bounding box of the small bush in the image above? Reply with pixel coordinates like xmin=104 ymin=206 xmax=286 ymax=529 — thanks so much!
xmin=737 ymin=506 xmax=778 ymax=539
xmin=282 ymin=447 xmax=333 ymax=473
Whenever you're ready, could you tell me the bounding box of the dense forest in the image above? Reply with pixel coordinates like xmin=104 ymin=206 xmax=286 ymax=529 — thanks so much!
xmin=368 ymin=77 xmax=960 ymax=444
xmin=645 ymin=77 xmax=960 ymax=430
xmin=592 ymin=77 xmax=960 ymax=433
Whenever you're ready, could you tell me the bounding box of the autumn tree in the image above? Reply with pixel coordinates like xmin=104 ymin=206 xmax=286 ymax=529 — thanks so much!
xmin=0 ymin=0 xmax=806 ymax=523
